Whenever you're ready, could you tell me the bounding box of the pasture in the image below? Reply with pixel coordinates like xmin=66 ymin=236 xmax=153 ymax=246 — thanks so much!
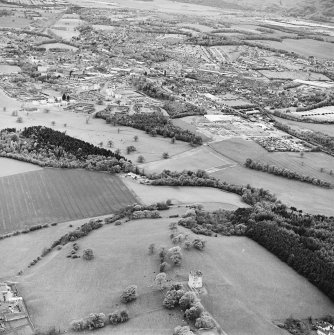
xmin=211 ymin=165 xmax=334 ymax=216
xmin=0 ymin=168 xmax=137 ymax=234
xmin=14 ymin=217 xmax=334 ymax=335
xmin=122 ymin=177 xmax=248 ymax=211
xmin=140 ymin=145 xmax=235 ymax=174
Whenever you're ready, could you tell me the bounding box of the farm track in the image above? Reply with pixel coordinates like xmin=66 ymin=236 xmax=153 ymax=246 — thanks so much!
xmin=0 ymin=169 xmax=138 ymax=234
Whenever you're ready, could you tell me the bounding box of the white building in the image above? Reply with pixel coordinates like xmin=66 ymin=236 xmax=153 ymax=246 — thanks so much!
xmin=0 ymin=283 xmax=22 ymax=303
xmin=188 ymin=270 xmax=203 ymax=289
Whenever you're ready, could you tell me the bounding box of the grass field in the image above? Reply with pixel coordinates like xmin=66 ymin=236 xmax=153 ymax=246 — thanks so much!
xmin=210 ymin=138 xmax=334 ymax=183
xmin=18 ymin=218 xmax=184 ymax=334
xmin=0 ymin=88 xmax=21 ymax=113
xmin=0 ymin=108 xmax=193 ymax=164
xmin=211 ymin=165 xmax=334 ymax=216
xmin=0 ymin=217 xmax=86 ymax=278
xmin=0 ymin=158 xmax=42 ymax=177
xmin=13 ymin=217 xmax=334 ymax=335
xmin=140 ymin=145 xmax=235 ymax=174
xmin=0 ymin=168 xmax=138 ymax=234
xmin=256 ymin=38 xmax=334 ymax=59
xmin=273 ymin=116 xmax=334 ymax=137
xmin=171 ymin=118 xmax=211 ymax=142
xmin=122 ymin=176 xmax=248 ymax=211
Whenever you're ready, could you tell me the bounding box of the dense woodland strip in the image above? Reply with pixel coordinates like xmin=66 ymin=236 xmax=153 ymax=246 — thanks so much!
xmin=101 ymin=112 xmax=203 ymax=145
xmin=1 ymin=127 xmax=137 ymax=173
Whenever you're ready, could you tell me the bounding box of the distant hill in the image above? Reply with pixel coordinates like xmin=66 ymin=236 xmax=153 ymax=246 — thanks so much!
xmin=172 ymin=0 xmax=334 ymax=22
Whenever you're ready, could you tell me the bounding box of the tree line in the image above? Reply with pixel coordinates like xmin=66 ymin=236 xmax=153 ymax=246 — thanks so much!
xmin=244 ymin=158 xmax=332 ymax=188
xmin=274 ymin=121 xmax=334 ymax=155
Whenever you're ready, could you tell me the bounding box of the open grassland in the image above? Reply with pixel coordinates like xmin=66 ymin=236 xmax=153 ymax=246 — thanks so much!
xmin=172 ymin=117 xmax=212 ymax=142
xmin=273 ymin=116 xmax=334 ymax=137
xmin=122 ymin=176 xmax=248 ymax=211
xmin=0 ymin=217 xmax=87 ymax=278
xmin=0 ymin=16 xmax=32 ymax=28
xmin=211 ymin=166 xmax=334 ymax=216
xmin=0 ymin=88 xmax=21 ymax=112
xmin=256 ymin=38 xmax=334 ymax=59
xmin=19 ymin=218 xmax=184 ymax=334
xmin=0 ymin=168 xmax=137 ymax=235
xmin=15 ymin=217 xmax=334 ymax=335
xmin=0 ymin=108 xmax=192 ymax=163
xmin=140 ymin=145 xmax=235 ymax=174
xmin=210 ymin=138 xmax=334 ymax=183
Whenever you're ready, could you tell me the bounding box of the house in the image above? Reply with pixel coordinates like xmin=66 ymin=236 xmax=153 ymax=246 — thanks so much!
xmin=0 ymin=283 xmax=22 ymax=303
xmin=188 ymin=270 xmax=203 ymax=289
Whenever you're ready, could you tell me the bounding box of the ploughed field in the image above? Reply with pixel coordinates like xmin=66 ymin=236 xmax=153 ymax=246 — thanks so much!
xmin=10 ymin=217 xmax=334 ymax=335
xmin=0 ymin=165 xmax=137 ymax=234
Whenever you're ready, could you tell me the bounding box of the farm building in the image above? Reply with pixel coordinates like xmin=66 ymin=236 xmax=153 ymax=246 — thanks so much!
xmin=188 ymin=270 xmax=203 ymax=289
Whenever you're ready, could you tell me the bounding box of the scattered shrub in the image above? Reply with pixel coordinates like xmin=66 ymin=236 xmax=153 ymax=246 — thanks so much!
xmin=195 ymin=312 xmax=215 ymax=329
xmin=179 ymin=291 xmax=198 ymax=310
xmin=83 ymin=249 xmax=94 ymax=260
xmin=173 ymin=325 xmax=195 ymax=335
xmin=192 ymin=238 xmax=206 ymax=251
xmin=121 ymin=285 xmax=138 ymax=303
xmin=108 ymin=308 xmax=129 ymax=325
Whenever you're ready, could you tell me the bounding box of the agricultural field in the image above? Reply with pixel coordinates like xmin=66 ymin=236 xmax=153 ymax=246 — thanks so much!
xmin=122 ymin=176 xmax=247 ymax=211
xmin=258 ymin=70 xmax=329 ymax=81
xmin=39 ymin=42 xmax=78 ymax=51
xmin=255 ymin=39 xmax=334 ymax=59
xmin=0 ymin=167 xmax=137 ymax=235
xmin=11 ymin=217 xmax=334 ymax=335
xmin=273 ymin=116 xmax=334 ymax=137
xmin=0 ymin=65 xmax=21 ymax=74
xmin=291 ymin=106 xmax=334 ymax=122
